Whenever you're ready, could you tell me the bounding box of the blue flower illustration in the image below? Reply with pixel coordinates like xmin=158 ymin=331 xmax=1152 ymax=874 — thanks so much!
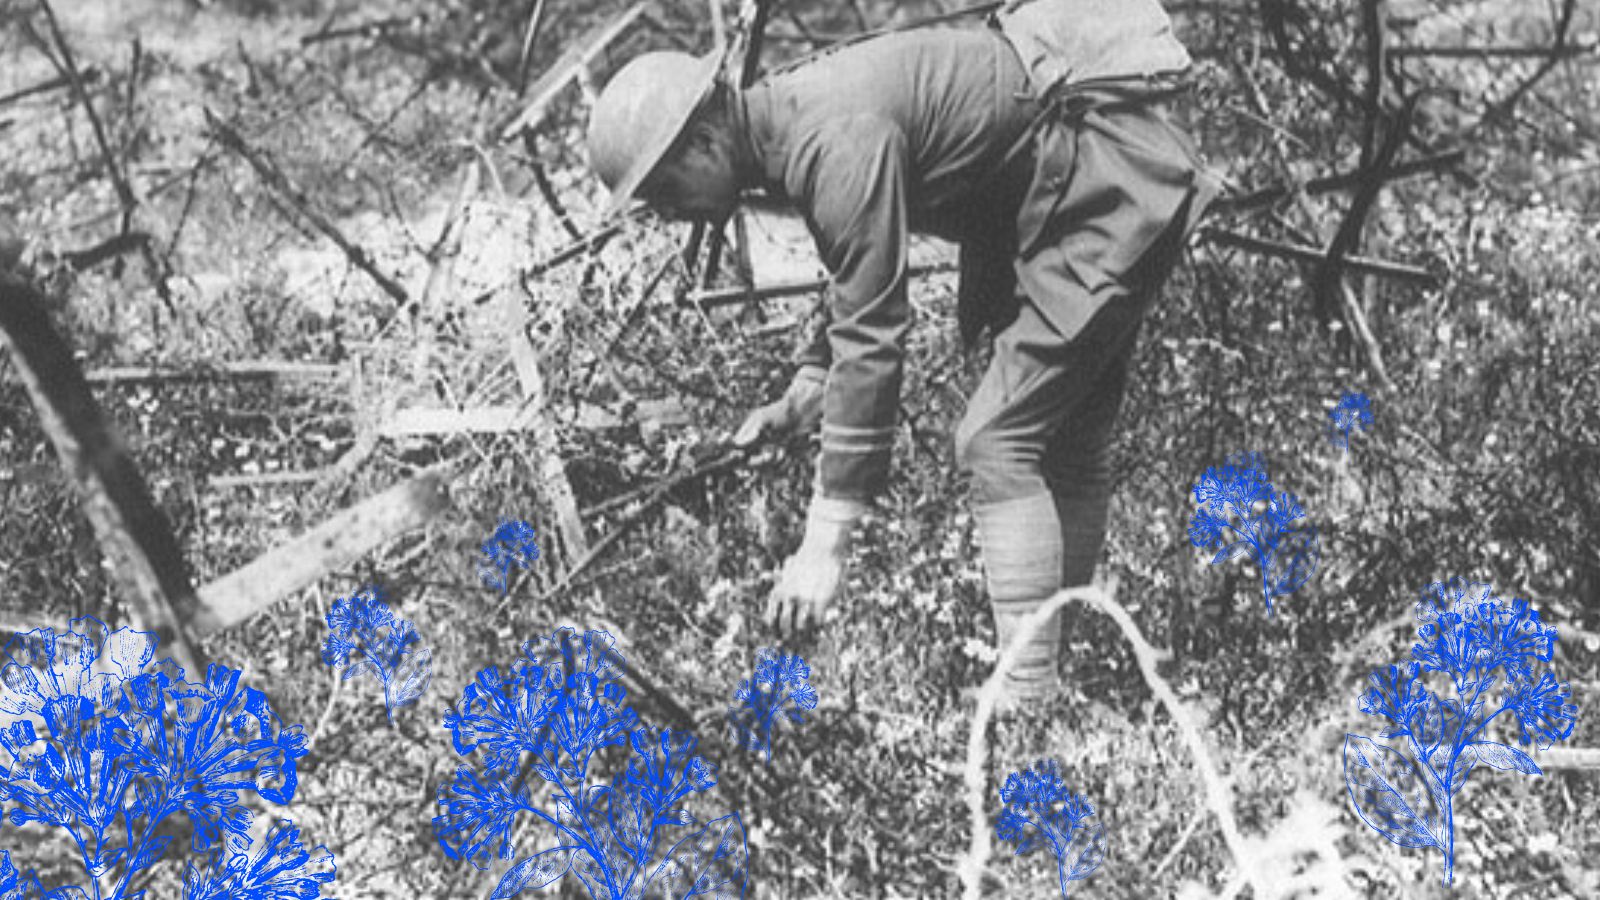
xmin=183 ymin=820 xmax=337 ymax=899
xmin=321 ymin=585 xmax=432 ymax=721
xmin=727 ymin=648 xmax=816 ymax=765
xmin=0 ymin=618 xmax=335 ymax=898
xmin=1187 ymin=451 xmax=1320 ymax=614
xmin=1328 ymin=390 xmax=1374 ymax=452
xmin=1345 ymin=578 xmax=1580 ymax=886
xmin=994 ymin=760 xmax=1105 ymax=897
xmin=435 ymin=626 xmax=747 ymax=899
xmin=479 ymin=519 xmax=541 ymax=594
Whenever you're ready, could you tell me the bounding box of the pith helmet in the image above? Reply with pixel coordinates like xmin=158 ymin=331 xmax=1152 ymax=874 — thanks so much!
xmin=587 ymin=51 xmax=723 ymax=217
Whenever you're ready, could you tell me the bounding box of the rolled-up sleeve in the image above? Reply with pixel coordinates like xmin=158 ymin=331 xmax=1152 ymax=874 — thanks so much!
xmin=784 ymin=115 xmax=911 ymax=502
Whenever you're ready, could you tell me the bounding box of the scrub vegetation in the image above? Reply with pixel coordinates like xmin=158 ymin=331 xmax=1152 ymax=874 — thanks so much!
xmin=1 ymin=0 xmax=1597 ymax=897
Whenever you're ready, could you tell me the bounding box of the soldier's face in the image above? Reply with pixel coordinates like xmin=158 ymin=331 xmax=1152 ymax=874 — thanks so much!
xmin=639 ymin=126 xmax=739 ymax=222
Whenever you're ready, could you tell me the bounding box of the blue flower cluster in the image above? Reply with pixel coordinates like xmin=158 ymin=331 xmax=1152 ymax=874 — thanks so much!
xmin=478 ymin=519 xmax=541 ymax=594
xmin=1188 ymin=451 xmax=1320 ymax=614
xmin=994 ymin=760 xmax=1105 ymax=897
xmin=321 ymin=585 xmax=431 ymax=721
xmin=1328 ymin=390 xmax=1374 ymax=452
xmin=1345 ymin=578 xmax=1580 ymax=885
xmin=0 ymin=618 xmax=334 ymax=898
xmin=434 ymin=627 xmax=747 ymax=899
xmin=727 ymin=648 xmax=816 ymax=765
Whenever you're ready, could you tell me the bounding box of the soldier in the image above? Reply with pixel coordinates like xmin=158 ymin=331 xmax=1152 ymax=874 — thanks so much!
xmin=585 ymin=0 xmax=1217 ymax=700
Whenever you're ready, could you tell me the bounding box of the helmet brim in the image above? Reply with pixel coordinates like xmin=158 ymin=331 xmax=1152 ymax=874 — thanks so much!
xmin=601 ymin=53 xmax=724 ymax=219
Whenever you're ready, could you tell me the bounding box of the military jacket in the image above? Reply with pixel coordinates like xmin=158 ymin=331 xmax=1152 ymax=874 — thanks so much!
xmin=739 ymin=0 xmax=1211 ymax=502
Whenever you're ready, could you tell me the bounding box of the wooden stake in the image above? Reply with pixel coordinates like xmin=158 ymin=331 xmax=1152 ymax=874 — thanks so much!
xmin=192 ymin=471 xmax=450 ymax=633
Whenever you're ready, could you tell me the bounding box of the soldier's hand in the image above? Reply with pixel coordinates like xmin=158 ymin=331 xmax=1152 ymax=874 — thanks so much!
xmin=764 ymin=539 xmax=848 ymax=635
xmin=732 ymin=366 xmax=825 ymax=448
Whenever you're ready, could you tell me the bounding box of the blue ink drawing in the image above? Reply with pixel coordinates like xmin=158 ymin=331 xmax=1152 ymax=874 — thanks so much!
xmin=435 ymin=626 xmax=748 ymax=899
xmin=0 ymin=618 xmax=335 ymax=898
xmin=321 ymin=584 xmax=432 ymax=721
xmin=995 ymin=759 xmax=1106 ymax=897
xmin=1328 ymin=390 xmax=1374 ymax=452
xmin=1187 ymin=451 xmax=1320 ymax=614
xmin=479 ymin=518 xmax=541 ymax=594
xmin=728 ymin=648 xmax=817 ymax=765
xmin=1345 ymin=578 xmax=1580 ymax=886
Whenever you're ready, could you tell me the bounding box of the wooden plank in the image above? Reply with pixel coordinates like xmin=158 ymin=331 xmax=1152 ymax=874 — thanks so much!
xmin=1540 ymin=747 xmax=1600 ymax=770
xmin=0 ymin=271 xmax=204 ymax=675
xmin=192 ymin=471 xmax=450 ymax=633
xmin=1 ymin=359 xmax=343 ymax=388
xmin=379 ymin=406 xmax=530 ymax=438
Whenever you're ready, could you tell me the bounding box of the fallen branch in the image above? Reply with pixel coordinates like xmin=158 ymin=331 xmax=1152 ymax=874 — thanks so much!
xmin=1314 ymin=93 xmax=1419 ymax=320
xmin=0 ymin=271 xmax=204 ymax=676
xmin=58 ymin=231 xmax=151 ymax=270
xmin=377 ymin=405 xmax=533 ymax=438
xmin=581 ymin=448 xmax=747 ymax=522
xmin=0 ymin=66 xmax=99 ymax=109
xmin=1392 ymin=42 xmax=1599 ymax=59
xmin=209 ymin=470 xmax=328 ymax=490
xmin=2 ymin=359 xmax=344 ymax=387
xmin=1539 ymin=747 xmax=1600 ymax=770
xmin=469 ymin=222 xmax=625 ymax=307
xmin=206 ymin=108 xmax=412 ymax=308
xmin=1338 ymin=280 xmax=1397 ymax=392
xmin=495 ymin=1 xmax=656 ymax=141
xmin=192 ymin=470 xmax=450 ymax=633
xmin=1202 ymin=229 xmax=1436 ymax=285
xmin=502 ymin=276 xmax=590 ymax=562
xmin=1215 ymin=150 xmax=1466 ymax=213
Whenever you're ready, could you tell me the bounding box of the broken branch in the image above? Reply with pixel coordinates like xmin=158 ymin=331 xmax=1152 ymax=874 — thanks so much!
xmin=1202 ymin=229 xmax=1436 ymax=285
xmin=206 ymin=108 xmax=412 ymax=308
xmin=1215 ymin=149 xmax=1466 ymax=213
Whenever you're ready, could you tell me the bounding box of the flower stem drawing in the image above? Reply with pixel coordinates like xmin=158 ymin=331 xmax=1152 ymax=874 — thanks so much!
xmin=434 ymin=626 xmax=747 ymax=899
xmin=727 ymin=648 xmax=817 ymax=765
xmin=1187 ymin=451 xmax=1320 ymax=614
xmin=994 ymin=759 xmax=1105 ymax=897
xmin=1345 ymin=578 xmax=1580 ymax=886
xmin=0 ymin=618 xmax=335 ymax=898
xmin=1328 ymin=390 xmax=1374 ymax=452
xmin=321 ymin=584 xmax=432 ymax=721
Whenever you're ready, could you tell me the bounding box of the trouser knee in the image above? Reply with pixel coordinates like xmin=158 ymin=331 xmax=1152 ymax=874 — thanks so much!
xmin=955 ymin=420 xmax=1047 ymax=507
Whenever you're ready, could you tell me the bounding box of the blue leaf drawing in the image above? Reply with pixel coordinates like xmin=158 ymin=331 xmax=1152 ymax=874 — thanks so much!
xmin=478 ymin=518 xmax=541 ymax=594
xmin=643 ymin=812 xmax=750 ymax=899
xmin=1328 ymin=390 xmax=1375 ymax=452
xmin=490 ymin=847 xmax=574 ymax=899
xmin=0 ymin=619 xmax=335 ymax=898
xmin=1059 ymin=821 xmax=1107 ymax=890
xmin=1187 ymin=452 xmax=1320 ymax=614
xmin=0 ymin=851 xmax=44 ymax=900
xmin=1346 ymin=579 xmax=1580 ymax=885
xmin=1343 ymin=734 xmax=1439 ymax=849
xmin=320 ymin=584 xmax=432 ymax=721
xmin=1469 ymin=742 xmax=1541 ymax=775
xmin=994 ymin=760 xmax=1104 ymax=896
xmin=727 ymin=648 xmax=817 ymax=765
xmin=436 ymin=626 xmax=746 ymax=898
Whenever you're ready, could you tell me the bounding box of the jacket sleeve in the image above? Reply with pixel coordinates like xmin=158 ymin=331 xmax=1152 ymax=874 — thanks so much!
xmin=783 ymin=114 xmax=912 ymax=503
